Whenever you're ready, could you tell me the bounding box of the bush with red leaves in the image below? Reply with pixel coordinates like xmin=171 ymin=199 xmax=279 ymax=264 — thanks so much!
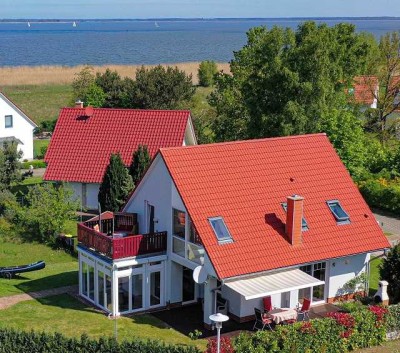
xmin=205 ymin=337 xmax=234 ymax=353
xmin=368 ymin=305 xmax=388 ymax=322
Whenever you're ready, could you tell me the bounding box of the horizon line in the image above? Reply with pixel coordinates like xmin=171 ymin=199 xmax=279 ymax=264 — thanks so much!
xmin=1 ymin=16 xmax=400 ymax=21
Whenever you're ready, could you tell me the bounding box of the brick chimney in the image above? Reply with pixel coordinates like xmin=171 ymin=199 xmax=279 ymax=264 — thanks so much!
xmin=285 ymin=195 xmax=304 ymax=246
xmin=75 ymin=100 xmax=84 ymax=108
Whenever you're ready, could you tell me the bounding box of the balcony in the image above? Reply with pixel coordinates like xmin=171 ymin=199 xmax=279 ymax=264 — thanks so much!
xmin=77 ymin=212 xmax=167 ymax=260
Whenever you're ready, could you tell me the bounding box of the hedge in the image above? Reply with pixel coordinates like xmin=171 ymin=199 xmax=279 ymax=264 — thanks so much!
xmin=359 ymin=179 xmax=400 ymax=214
xmin=387 ymin=304 xmax=400 ymax=333
xmin=232 ymin=304 xmax=388 ymax=353
xmin=0 ymin=329 xmax=200 ymax=353
xmin=21 ymin=160 xmax=47 ymax=169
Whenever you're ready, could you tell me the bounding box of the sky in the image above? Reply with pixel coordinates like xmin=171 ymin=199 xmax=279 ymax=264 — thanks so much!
xmin=2 ymin=0 xmax=400 ymax=19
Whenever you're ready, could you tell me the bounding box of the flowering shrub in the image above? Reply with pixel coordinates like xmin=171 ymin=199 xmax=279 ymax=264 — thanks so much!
xmin=368 ymin=305 xmax=388 ymax=323
xmin=206 ymin=337 xmax=234 ymax=353
xmin=233 ymin=304 xmax=388 ymax=353
xmin=326 ymin=312 xmax=355 ymax=339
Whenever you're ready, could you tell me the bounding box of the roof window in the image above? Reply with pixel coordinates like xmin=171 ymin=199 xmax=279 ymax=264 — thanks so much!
xmin=208 ymin=217 xmax=233 ymax=243
xmin=327 ymin=200 xmax=350 ymax=224
xmin=281 ymin=202 xmax=309 ymax=231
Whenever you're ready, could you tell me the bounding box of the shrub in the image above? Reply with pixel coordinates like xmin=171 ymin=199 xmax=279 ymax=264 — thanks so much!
xmin=132 ymin=65 xmax=195 ymax=109
xmin=386 ymin=304 xmax=400 ymax=332
xmin=233 ymin=305 xmax=388 ymax=353
xmin=0 ymin=328 xmax=200 ymax=353
xmin=359 ymin=178 xmax=400 ymax=213
xmin=380 ymin=244 xmax=400 ymax=303
xmin=21 ymin=160 xmax=47 ymax=169
xmin=206 ymin=337 xmax=234 ymax=353
xmin=198 ymin=60 xmax=218 ymax=87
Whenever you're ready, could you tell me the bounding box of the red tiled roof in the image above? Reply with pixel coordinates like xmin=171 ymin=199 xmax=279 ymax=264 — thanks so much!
xmin=352 ymin=76 xmax=378 ymax=106
xmin=44 ymin=108 xmax=191 ymax=183
xmin=160 ymin=134 xmax=390 ymax=279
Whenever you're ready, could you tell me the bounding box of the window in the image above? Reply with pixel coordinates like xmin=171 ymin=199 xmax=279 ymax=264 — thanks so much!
xmin=281 ymin=203 xmax=309 ymax=231
xmin=5 ymin=115 xmax=13 ymax=128
xmin=300 ymin=262 xmax=326 ymax=302
xmin=208 ymin=217 xmax=232 ymax=243
xmin=327 ymin=200 xmax=350 ymax=224
xmin=173 ymin=208 xmax=185 ymax=238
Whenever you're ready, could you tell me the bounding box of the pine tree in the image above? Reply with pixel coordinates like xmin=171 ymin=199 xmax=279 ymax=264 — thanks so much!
xmin=129 ymin=145 xmax=151 ymax=186
xmin=98 ymin=153 xmax=133 ymax=212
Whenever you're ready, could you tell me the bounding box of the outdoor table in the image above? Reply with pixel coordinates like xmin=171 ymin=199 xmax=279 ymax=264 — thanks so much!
xmin=269 ymin=308 xmax=298 ymax=324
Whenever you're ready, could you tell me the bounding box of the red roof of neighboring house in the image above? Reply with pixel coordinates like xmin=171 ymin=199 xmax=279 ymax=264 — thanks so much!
xmin=352 ymin=76 xmax=378 ymax=106
xmin=44 ymin=108 xmax=191 ymax=183
xmin=160 ymin=134 xmax=390 ymax=279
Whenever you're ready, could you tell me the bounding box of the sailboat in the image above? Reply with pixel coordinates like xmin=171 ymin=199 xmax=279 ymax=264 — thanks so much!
xmin=154 ymin=21 xmax=159 ymax=28
xmin=27 ymin=22 xmax=31 ymax=27
xmin=73 ymin=21 xmax=77 ymax=27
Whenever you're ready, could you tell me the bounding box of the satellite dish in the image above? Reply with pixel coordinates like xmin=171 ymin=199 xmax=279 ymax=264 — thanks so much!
xmin=193 ymin=265 xmax=208 ymax=284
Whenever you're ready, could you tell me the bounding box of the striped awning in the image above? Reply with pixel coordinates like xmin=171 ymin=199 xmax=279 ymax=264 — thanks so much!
xmin=224 ymin=269 xmax=325 ymax=300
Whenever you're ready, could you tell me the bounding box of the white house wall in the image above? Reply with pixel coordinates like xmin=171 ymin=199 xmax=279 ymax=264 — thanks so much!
xmin=327 ymin=253 xmax=369 ymax=299
xmin=0 ymin=96 xmax=36 ymax=160
xmin=67 ymin=182 xmax=100 ymax=211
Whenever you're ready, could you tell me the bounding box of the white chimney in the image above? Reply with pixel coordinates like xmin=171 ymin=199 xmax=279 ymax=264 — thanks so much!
xmin=75 ymin=100 xmax=84 ymax=108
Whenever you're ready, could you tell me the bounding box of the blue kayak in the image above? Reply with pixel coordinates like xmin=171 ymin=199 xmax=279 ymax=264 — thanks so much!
xmin=0 ymin=260 xmax=46 ymax=279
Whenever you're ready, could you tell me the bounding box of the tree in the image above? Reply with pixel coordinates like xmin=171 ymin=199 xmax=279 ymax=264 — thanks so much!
xmin=363 ymin=32 xmax=400 ymax=143
xmin=131 ymin=65 xmax=195 ymax=109
xmin=72 ymin=65 xmax=96 ymax=102
xmin=380 ymin=244 xmax=400 ymax=303
xmin=23 ymin=184 xmax=79 ymax=243
xmin=209 ymin=22 xmax=377 ymax=141
xmin=129 ymin=145 xmax=151 ymax=186
xmin=98 ymin=153 xmax=133 ymax=212
xmin=83 ymin=83 xmax=106 ymax=107
xmin=198 ymin=60 xmax=218 ymax=87
xmin=0 ymin=141 xmax=23 ymax=190
xmin=95 ymin=69 xmax=135 ymax=108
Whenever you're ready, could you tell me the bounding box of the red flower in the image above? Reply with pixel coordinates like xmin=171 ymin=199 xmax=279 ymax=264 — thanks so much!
xmin=368 ymin=306 xmax=388 ymax=322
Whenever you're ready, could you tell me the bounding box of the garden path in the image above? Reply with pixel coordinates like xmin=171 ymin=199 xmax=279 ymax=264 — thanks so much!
xmin=0 ymin=284 xmax=78 ymax=310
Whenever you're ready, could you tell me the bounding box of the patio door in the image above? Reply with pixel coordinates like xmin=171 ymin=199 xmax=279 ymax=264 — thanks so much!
xmin=300 ymin=262 xmax=326 ymax=304
xmin=182 ymin=266 xmax=196 ymax=303
xmin=147 ymin=203 xmax=155 ymax=233
xmin=148 ymin=262 xmax=164 ymax=308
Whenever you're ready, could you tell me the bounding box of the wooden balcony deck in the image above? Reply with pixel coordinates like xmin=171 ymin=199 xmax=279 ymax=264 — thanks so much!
xmin=77 ymin=213 xmax=167 ymax=259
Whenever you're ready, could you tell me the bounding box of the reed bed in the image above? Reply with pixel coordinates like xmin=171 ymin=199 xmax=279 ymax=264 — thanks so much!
xmin=0 ymin=62 xmax=230 ymax=86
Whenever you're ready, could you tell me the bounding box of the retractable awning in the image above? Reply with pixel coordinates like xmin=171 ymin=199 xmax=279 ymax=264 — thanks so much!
xmin=224 ymin=269 xmax=325 ymax=300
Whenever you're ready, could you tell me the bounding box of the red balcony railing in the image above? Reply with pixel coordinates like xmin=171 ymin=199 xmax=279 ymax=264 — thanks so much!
xmin=77 ymin=223 xmax=167 ymax=259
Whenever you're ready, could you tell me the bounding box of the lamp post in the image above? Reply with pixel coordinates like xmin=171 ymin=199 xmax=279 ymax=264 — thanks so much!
xmin=209 ymin=313 xmax=229 ymax=353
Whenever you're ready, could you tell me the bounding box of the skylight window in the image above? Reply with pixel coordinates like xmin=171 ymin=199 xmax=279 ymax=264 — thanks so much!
xmin=208 ymin=217 xmax=233 ymax=243
xmin=327 ymin=200 xmax=350 ymax=224
xmin=281 ymin=203 xmax=309 ymax=231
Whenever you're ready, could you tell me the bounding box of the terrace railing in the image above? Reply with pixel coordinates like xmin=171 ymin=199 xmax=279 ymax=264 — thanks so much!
xmin=77 ymin=223 xmax=167 ymax=259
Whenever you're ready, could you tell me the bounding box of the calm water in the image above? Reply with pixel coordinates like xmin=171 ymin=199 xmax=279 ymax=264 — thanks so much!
xmin=0 ymin=19 xmax=399 ymax=66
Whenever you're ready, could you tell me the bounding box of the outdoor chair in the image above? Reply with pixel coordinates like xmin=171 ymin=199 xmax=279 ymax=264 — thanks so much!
xmin=253 ymin=308 xmax=273 ymax=331
xmin=263 ymin=295 xmax=273 ymax=313
xmin=297 ymin=298 xmax=311 ymax=321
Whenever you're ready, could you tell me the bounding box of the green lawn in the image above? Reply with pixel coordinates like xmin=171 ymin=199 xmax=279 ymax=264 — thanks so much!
xmin=11 ymin=176 xmax=43 ymax=196
xmin=0 ymin=293 xmax=205 ymax=349
xmin=369 ymin=256 xmax=382 ymax=295
xmin=33 ymin=139 xmax=50 ymax=159
xmin=1 ymin=84 xmax=73 ymax=124
xmin=354 ymin=339 xmax=400 ymax=353
xmin=0 ymin=240 xmax=77 ymax=297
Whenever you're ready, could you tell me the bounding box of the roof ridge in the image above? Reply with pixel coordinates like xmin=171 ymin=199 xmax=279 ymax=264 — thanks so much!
xmin=160 ymin=133 xmax=327 ymax=153
xmin=61 ymin=107 xmax=191 ymax=114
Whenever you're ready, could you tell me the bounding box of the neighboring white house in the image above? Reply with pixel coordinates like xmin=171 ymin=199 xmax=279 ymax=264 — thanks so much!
xmin=76 ymin=134 xmax=390 ymax=328
xmin=0 ymin=92 xmax=37 ymax=160
xmin=44 ymin=106 xmax=196 ymax=210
